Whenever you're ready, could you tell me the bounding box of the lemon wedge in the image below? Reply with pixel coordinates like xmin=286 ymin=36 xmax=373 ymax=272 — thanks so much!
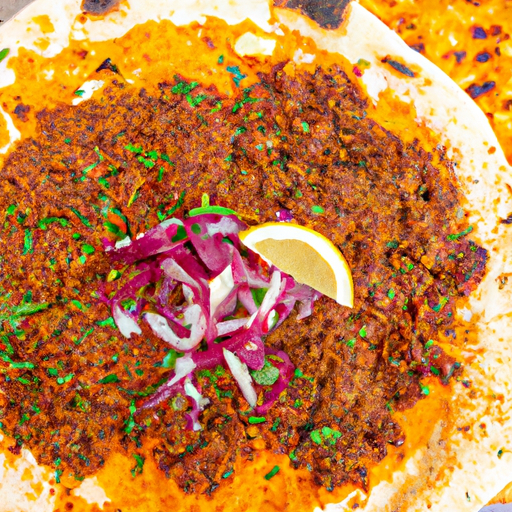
xmin=239 ymin=222 xmax=354 ymax=307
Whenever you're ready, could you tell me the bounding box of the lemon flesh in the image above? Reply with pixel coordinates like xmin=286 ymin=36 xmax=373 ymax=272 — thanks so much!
xmin=239 ymin=223 xmax=353 ymax=307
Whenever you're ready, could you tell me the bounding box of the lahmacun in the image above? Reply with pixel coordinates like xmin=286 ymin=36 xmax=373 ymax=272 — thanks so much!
xmin=0 ymin=1 xmax=511 ymax=511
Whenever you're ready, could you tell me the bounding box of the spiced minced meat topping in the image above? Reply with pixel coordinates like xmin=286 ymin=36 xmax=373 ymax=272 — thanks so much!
xmin=0 ymin=63 xmax=486 ymax=492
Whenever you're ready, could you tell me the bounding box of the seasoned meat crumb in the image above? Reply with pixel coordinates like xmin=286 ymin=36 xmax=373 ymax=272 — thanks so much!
xmin=0 ymin=64 xmax=486 ymax=492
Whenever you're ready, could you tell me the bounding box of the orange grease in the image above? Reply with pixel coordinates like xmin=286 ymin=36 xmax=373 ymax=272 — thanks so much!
xmin=87 ymin=446 xmax=349 ymax=512
xmin=0 ymin=111 xmax=10 ymax=149
xmin=21 ymin=466 xmax=33 ymax=481
xmin=360 ymin=0 xmax=512 ymax=165
xmin=32 ymin=15 xmax=56 ymax=34
xmin=30 ymin=480 xmax=44 ymax=498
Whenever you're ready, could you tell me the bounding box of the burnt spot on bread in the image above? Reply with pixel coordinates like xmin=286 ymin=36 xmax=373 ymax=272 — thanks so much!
xmin=13 ymin=103 xmax=30 ymax=122
xmin=273 ymin=0 xmax=352 ymax=29
xmin=81 ymin=0 xmax=122 ymax=16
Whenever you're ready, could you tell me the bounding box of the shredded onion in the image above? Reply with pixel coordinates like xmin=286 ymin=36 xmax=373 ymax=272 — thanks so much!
xmin=184 ymin=378 xmax=210 ymax=431
xmin=223 ymin=348 xmax=258 ymax=407
xmin=104 ymin=212 xmax=321 ymax=429
xmin=216 ymin=317 xmax=250 ymax=336
xmin=113 ymin=304 xmax=141 ymax=339
xmin=144 ymin=307 xmax=207 ymax=351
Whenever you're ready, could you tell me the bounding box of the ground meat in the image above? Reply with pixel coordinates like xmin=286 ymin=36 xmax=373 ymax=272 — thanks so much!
xmin=0 ymin=63 xmax=486 ymax=492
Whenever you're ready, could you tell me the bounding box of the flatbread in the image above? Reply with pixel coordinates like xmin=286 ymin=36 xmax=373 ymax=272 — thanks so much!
xmin=0 ymin=1 xmax=511 ymax=511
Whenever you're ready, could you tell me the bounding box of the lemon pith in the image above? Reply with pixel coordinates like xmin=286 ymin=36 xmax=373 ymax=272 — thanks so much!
xmin=239 ymin=223 xmax=353 ymax=307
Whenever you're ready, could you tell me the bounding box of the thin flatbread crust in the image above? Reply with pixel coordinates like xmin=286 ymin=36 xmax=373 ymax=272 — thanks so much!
xmin=0 ymin=1 xmax=511 ymax=511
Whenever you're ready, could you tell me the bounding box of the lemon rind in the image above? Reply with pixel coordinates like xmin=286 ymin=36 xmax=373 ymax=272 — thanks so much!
xmin=239 ymin=223 xmax=354 ymax=307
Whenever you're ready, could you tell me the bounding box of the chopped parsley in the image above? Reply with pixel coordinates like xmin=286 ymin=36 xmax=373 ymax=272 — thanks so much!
xmin=419 ymin=383 xmax=430 ymax=395
xmin=69 ymin=207 xmax=92 ymax=228
xmin=22 ymin=229 xmax=33 ymax=255
xmin=131 ymin=453 xmax=145 ymax=477
xmin=98 ymin=374 xmax=120 ymax=384
xmin=447 ymin=225 xmax=473 ymax=241
xmin=81 ymin=244 xmax=95 ymax=255
xmin=0 ymin=48 xmax=10 ymax=63
xmin=96 ymin=317 xmax=116 ymax=328
xmin=248 ymin=416 xmax=266 ymax=425
xmin=264 ymin=465 xmax=280 ymax=480
xmin=226 ymin=65 xmax=247 ymax=87
xmin=157 ymin=190 xmax=186 ymax=221
xmin=171 ymin=80 xmax=198 ymax=95
xmin=251 ymin=358 xmax=280 ymax=386
xmin=186 ymin=93 xmax=208 ymax=107
xmin=38 ymin=217 xmax=69 ymax=230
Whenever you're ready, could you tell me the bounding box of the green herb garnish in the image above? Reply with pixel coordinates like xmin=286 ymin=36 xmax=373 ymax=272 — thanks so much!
xmin=171 ymin=80 xmax=198 ymax=95
xmin=124 ymin=400 xmax=137 ymax=434
xmin=131 ymin=454 xmax=145 ymax=477
xmin=157 ymin=191 xmax=186 ymax=221
xmin=250 ymin=358 xmax=279 ymax=386
xmin=22 ymin=229 xmax=33 ymax=255
xmin=248 ymin=416 xmax=266 ymax=425
xmin=98 ymin=374 xmax=120 ymax=384
xmin=97 ymin=317 xmax=116 ymax=328
xmin=69 ymin=207 xmax=92 ymax=228
xmin=264 ymin=465 xmax=280 ymax=480
xmin=38 ymin=217 xmax=69 ymax=230
xmin=188 ymin=205 xmax=238 ymax=218
xmin=0 ymin=48 xmax=10 ymax=63
xmin=226 ymin=65 xmax=247 ymax=87
xmin=81 ymin=244 xmax=95 ymax=255
xmin=186 ymin=94 xmax=207 ymax=107
xmin=447 ymin=226 xmax=473 ymax=241
xmin=125 ymin=143 xmax=143 ymax=154
xmin=56 ymin=373 xmax=74 ymax=385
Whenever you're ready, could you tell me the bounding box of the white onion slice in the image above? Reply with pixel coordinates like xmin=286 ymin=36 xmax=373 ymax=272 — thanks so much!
xmin=266 ymin=310 xmax=279 ymax=330
xmin=216 ymin=317 xmax=250 ymax=336
xmin=223 ymin=348 xmax=257 ymax=407
xmin=113 ymin=304 xmax=142 ymax=338
xmin=182 ymin=284 xmax=195 ymax=305
xmin=145 ymin=305 xmax=207 ymax=351
xmin=184 ymin=378 xmax=210 ymax=431
xmin=258 ymin=270 xmax=281 ymax=319
xmin=162 ymin=258 xmax=200 ymax=289
xmin=209 ymin=264 xmax=234 ymax=316
xmin=168 ymin=354 xmax=197 ymax=387
xmin=115 ymin=236 xmax=132 ymax=249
